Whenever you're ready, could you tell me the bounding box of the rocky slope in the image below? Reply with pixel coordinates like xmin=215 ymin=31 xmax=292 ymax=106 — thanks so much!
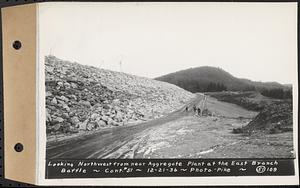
xmin=240 ymin=101 xmax=293 ymax=134
xmin=45 ymin=56 xmax=195 ymax=135
xmin=207 ymin=91 xmax=293 ymax=135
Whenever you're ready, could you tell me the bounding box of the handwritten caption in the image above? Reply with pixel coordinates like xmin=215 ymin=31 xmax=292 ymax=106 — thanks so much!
xmin=46 ymin=159 xmax=294 ymax=178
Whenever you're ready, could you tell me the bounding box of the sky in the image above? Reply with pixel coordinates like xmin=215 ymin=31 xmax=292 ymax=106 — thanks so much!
xmin=39 ymin=2 xmax=297 ymax=84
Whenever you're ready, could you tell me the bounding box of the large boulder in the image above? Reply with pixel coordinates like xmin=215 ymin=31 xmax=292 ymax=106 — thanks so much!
xmin=90 ymin=113 xmax=100 ymax=120
xmin=46 ymin=110 xmax=52 ymax=122
xmin=52 ymin=124 xmax=62 ymax=131
xmin=79 ymin=100 xmax=91 ymax=107
xmin=86 ymin=122 xmax=95 ymax=131
xmin=53 ymin=117 xmax=64 ymax=123
xmin=58 ymin=95 xmax=69 ymax=102
xmin=51 ymin=97 xmax=58 ymax=105
xmin=96 ymin=120 xmax=107 ymax=127
xmin=79 ymin=119 xmax=89 ymax=130
xmin=70 ymin=116 xmax=80 ymax=127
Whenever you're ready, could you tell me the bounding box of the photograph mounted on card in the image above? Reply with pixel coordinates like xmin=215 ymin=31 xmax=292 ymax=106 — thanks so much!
xmin=1 ymin=1 xmax=298 ymax=186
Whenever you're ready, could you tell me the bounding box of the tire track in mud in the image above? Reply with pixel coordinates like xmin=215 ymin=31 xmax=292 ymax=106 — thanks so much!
xmin=195 ymin=140 xmax=244 ymax=157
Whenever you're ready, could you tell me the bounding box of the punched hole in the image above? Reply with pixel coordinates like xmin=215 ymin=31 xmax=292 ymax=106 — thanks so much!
xmin=12 ymin=40 xmax=22 ymax=50
xmin=14 ymin=143 xmax=23 ymax=152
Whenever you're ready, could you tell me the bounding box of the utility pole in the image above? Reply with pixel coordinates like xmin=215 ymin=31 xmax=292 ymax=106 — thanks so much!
xmin=119 ymin=54 xmax=125 ymax=73
xmin=201 ymin=95 xmax=207 ymax=116
xmin=99 ymin=60 xmax=104 ymax=69
xmin=119 ymin=60 xmax=123 ymax=72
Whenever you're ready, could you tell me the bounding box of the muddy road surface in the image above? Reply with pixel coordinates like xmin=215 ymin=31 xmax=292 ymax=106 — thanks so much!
xmin=46 ymin=94 xmax=294 ymax=159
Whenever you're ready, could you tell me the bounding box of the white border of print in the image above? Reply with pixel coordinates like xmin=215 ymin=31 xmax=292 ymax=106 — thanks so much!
xmin=37 ymin=2 xmax=299 ymax=186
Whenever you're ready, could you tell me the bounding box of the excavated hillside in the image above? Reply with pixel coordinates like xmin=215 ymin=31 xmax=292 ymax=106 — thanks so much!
xmin=208 ymin=91 xmax=293 ymax=135
xmin=45 ymin=56 xmax=195 ymax=135
xmin=241 ymin=101 xmax=293 ymax=134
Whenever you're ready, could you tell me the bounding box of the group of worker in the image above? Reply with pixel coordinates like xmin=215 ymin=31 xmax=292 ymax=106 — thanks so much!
xmin=185 ymin=95 xmax=208 ymax=116
xmin=185 ymin=105 xmax=202 ymax=116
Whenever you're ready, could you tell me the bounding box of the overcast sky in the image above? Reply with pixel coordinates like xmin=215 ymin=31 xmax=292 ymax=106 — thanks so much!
xmin=39 ymin=2 xmax=297 ymax=84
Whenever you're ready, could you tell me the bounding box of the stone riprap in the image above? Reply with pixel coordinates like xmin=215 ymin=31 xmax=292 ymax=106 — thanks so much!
xmin=45 ymin=56 xmax=195 ymax=135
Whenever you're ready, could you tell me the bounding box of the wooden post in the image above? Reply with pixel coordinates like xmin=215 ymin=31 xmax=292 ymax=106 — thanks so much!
xmin=202 ymin=95 xmax=207 ymax=116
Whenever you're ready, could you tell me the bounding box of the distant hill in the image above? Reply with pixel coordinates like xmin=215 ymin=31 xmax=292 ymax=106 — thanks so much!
xmin=155 ymin=66 xmax=289 ymax=93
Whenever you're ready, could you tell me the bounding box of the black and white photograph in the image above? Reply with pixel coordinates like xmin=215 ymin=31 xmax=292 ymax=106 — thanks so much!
xmin=0 ymin=1 xmax=298 ymax=186
xmin=36 ymin=2 xmax=299 ymax=185
xmin=42 ymin=2 xmax=297 ymax=161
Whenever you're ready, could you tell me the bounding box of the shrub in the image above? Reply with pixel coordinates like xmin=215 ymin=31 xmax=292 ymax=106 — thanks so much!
xmin=232 ymin=127 xmax=243 ymax=134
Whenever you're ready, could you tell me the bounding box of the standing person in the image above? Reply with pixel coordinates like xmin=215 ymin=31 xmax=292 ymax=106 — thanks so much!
xmin=193 ymin=105 xmax=196 ymax=113
xmin=185 ymin=106 xmax=189 ymax=112
xmin=197 ymin=107 xmax=201 ymax=116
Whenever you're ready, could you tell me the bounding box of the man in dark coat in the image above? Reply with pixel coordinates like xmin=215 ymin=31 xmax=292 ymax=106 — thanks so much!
xmin=193 ymin=105 xmax=197 ymax=113
xmin=197 ymin=108 xmax=201 ymax=116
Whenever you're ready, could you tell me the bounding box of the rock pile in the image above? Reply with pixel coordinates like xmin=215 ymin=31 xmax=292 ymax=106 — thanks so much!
xmin=45 ymin=56 xmax=195 ymax=135
xmin=236 ymin=100 xmax=293 ymax=134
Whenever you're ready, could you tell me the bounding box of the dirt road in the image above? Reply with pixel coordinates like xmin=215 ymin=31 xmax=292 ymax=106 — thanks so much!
xmin=46 ymin=94 xmax=294 ymax=159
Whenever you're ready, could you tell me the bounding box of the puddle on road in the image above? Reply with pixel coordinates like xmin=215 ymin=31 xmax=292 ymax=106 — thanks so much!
xmin=135 ymin=117 xmax=196 ymax=157
xmin=197 ymin=148 xmax=214 ymax=155
xmin=140 ymin=141 xmax=171 ymax=157
xmin=176 ymin=128 xmax=193 ymax=135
